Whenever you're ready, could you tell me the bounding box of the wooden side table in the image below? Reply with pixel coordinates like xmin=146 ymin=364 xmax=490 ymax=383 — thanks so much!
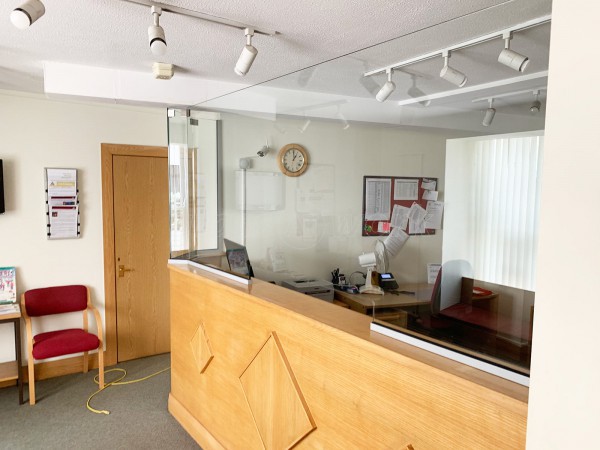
xmin=0 ymin=304 xmax=24 ymax=404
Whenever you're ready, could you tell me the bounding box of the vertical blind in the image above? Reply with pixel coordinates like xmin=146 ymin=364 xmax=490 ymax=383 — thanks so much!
xmin=471 ymin=136 xmax=543 ymax=291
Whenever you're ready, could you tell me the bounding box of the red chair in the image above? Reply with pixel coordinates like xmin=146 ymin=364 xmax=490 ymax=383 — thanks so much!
xmin=21 ymin=285 xmax=104 ymax=405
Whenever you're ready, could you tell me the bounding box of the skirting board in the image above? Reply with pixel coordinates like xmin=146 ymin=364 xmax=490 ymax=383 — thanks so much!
xmin=168 ymin=393 xmax=225 ymax=450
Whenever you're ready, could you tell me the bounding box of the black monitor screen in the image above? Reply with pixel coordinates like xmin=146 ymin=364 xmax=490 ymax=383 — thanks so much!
xmin=224 ymin=239 xmax=254 ymax=278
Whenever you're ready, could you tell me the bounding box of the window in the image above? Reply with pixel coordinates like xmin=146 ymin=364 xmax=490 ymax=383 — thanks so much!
xmin=445 ymin=133 xmax=543 ymax=291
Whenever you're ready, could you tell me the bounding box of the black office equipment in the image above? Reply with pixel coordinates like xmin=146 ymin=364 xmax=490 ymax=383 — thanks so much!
xmin=224 ymin=238 xmax=254 ymax=278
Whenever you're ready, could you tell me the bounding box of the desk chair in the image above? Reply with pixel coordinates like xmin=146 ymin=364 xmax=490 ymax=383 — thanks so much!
xmin=21 ymin=285 xmax=104 ymax=405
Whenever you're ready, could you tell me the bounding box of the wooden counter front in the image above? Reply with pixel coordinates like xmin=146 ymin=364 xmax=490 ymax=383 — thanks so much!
xmin=168 ymin=263 xmax=528 ymax=449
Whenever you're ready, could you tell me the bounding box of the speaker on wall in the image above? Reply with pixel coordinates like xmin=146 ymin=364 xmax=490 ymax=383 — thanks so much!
xmin=0 ymin=160 xmax=5 ymax=214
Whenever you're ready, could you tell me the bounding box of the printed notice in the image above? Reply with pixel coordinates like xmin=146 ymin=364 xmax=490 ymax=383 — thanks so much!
xmin=391 ymin=204 xmax=410 ymax=229
xmin=421 ymin=178 xmax=437 ymax=190
xmin=424 ymin=201 xmax=444 ymax=229
xmin=384 ymin=227 xmax=409 ymax=258
xmin=365 ymin=178 xmax=391 ymax=221
xmin=49 ymin=206 xmax=79 ymax=239
xmin=422 ymin=190 xmax=438 ymax=201
xmin=408 ymin=203 xmax=427 ymax=234
xmin=393 ymin=179 xmax=419 ymax=200
xmin=47 ymin=168 xmax=77 ymax=197
xmin=427 ymin=263 xmax=442 ymax=284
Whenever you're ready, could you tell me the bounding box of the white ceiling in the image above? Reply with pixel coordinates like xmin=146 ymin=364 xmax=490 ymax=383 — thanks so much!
xmin=0 ymin=0 xmax=553 ymax=130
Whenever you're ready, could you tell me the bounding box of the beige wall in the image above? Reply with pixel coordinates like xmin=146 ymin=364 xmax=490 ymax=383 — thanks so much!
xmin=220 ymin=113 xmax=468 ymax=285
xmin=0 ymin=91 xmax=166 ymax=363
xmin=527 ymin=0 xmax=600 ymax=447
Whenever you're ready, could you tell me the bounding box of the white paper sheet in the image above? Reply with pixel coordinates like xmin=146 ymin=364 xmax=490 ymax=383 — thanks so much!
xmin=47 ymin=168 xmax=77 ymax=197
xmin=384 ymin=227 xmax=409 ymax=258
xmin=427 ymin=263 xmax=442 ymax=284
xmin=393 ymin=179 xmax=419 ymax=200
xmin=421 ymin=178 xmax=437 ymax=190
xmin=49 ymin=206 xmax=79 ymax=239
xmin=424 ymin=201 xmax=444 ymax=229
xmin=365 ymin=178 xmax=391 ymax=220
xmin=390 ymin=204 xmax=410 ymax=229
xmin=408 ymin=203 xmax=426 ymax=234
xmin=422 ymin=190 xmax=439 ymax=201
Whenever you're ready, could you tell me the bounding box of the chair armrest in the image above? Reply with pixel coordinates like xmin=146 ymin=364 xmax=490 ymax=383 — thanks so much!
xmin=87 ymin=304 xmax=104 ymax=343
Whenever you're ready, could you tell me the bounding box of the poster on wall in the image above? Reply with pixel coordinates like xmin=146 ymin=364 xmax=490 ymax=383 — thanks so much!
xmin=362 ymin=175 xmax=442 ymax=236
xmin=45 ymin=168 xmax=80 ymax=239
xmin=0 ymin=267 xmax=16 ymax=304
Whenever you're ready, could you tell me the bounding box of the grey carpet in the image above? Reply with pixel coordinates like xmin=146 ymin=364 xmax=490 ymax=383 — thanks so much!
xmin=0 ymin=353 xmax=200 ymax=449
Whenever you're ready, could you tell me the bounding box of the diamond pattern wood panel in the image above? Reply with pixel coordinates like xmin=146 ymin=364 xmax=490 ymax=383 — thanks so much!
xmin=240 ymin=332 xmax=316 ymax=449
xmin=190 ymin=321 xmax=213 ymax=374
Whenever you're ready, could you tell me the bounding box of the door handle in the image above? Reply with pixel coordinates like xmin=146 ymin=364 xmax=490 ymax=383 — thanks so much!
xmin=118 ymin=265 xmax=134 ymax=278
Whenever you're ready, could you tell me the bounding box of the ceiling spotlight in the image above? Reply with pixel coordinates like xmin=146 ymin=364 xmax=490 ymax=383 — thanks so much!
xmin=148 ymin=6 xmax=167 ymax=56
xmin=482 ymin=99 xmax=496 ymax=127
xmin=235 ymin=28 xmax=258 ymax=76
xmin=530 ymin=90 xmax=541 ymax=113
xmin=10 ymin=0 xmax=45 ymax=29
xmin=498 ymin=32 xmax=529 ymax=72
xmin=407 ymin=75 xmax=431 ymax=107
xmin=376 ymin=69 xmax=396 ymax=102
xmin=440 ymin=51 xmax=467 ymax=87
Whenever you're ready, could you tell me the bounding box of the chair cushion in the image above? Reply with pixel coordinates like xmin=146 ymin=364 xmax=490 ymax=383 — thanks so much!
xmin=25 ymin=285 xmax=88 ymax=317
xmin=32 ymin=328 xmax=100 ymax=360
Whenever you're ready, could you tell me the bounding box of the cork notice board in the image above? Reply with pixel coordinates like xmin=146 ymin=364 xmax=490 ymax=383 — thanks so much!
xmin=362 ymin=175 xmax=438 ymax=236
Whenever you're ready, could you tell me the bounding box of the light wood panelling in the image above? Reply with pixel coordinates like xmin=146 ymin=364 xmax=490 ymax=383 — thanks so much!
xmin=239 ymin=332 xmax=316 ymax=449
xmin=169 ymin=264 xmax=528 ymax=449
xmin=101 ymin=143 xmax=168 ymax=365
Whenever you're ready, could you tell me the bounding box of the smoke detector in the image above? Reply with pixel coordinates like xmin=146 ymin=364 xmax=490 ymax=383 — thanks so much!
xmin=153 ymin=62 xmax=174 ymax=80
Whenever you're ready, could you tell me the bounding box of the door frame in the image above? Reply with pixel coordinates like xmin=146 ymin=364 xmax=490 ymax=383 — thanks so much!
xmin=101 ymin=143 xmax=168 ymax=366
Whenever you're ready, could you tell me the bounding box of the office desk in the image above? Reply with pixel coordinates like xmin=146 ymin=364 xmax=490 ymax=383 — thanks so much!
xmin=334 ymin=283 xmax=432 ymax=318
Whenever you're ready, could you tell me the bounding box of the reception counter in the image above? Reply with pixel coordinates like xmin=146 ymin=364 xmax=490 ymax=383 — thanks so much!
xmin=168 ymin=263 xmax=528 ymax=449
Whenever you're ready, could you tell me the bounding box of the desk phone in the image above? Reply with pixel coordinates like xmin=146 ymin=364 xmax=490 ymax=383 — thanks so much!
xmin=377 ymin=273 xmax=399 ymax=290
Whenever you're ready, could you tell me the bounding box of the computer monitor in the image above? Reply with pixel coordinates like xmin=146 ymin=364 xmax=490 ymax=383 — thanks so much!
xmin=224 ymin=239 xmax=254 ymax=278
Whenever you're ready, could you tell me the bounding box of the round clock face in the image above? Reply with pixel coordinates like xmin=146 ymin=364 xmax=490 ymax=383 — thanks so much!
xmin=278 ymin=144 xmax=309 ymax=177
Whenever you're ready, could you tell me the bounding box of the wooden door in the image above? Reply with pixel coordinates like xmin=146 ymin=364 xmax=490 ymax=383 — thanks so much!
xmin=113 ymin=154 xmax=170 ymax=362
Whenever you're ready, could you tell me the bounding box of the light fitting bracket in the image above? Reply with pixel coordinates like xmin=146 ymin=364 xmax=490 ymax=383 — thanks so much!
xmin=364 ymin=14 xmax=550 ymax=78
xmin=121 ymin=0 xmax=278 ymax=36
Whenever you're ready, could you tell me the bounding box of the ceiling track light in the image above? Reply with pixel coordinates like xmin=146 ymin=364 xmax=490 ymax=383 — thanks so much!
xmin=10 ymin=0 xmax=45 ymax=29
xmin=148 ymin=5 xmax=167 ymax=56
xmin=498 ymin=32 xmax=529 ymax=72
xmin=440 ymin=51 xmax=467 ymax=87
xmin=363 ymin=15 xmax=550 ymax=80
xmin=376 ymin=69 xmax=396 ymax=102
xmin=482 ymin=98 xmax=496 ymax=127
xmin=530 ymin=90 xmax=541 ymax=113
xmin=235 ymin=28 xmax=258 ymax=76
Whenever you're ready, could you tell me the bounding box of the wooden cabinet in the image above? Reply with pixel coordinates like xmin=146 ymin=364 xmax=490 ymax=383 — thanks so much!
xmin=168 ymin=264 xmax=527 ymax=449
xmin=0 ymin=306 xmax=24 ymax=404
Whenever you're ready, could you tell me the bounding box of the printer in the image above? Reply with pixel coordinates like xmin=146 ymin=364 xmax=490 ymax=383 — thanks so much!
xmin=281 ymin=279 xmax=334 ymax=302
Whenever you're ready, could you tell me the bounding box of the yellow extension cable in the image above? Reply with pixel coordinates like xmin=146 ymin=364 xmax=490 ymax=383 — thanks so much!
xmin=86 ymin=366 xmax=170 ymax=415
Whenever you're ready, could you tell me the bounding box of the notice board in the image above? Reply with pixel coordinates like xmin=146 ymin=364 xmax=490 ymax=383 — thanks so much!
xmin=362 ymin=176 xmax=439 ymax=236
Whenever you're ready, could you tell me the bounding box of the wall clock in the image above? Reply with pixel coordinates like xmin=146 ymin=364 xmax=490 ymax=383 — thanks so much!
xmin=277 ymin=143 xmax=309 ymax=177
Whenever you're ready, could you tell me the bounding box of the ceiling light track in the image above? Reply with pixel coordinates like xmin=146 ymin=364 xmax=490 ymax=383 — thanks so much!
xmin=121 ymin=0 xmax=277 ymax=36
xmin=363 ymin=14 xmax=551 ymax=78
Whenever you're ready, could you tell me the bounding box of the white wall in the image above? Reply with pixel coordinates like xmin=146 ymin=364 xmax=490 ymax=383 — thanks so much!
xmin=220 ymin=113 xmax=468 ymax=285
xmin=0 ymin=90 xmax=166 ymax=363
xmin=527 ymin=1 xmax=600 ymax=448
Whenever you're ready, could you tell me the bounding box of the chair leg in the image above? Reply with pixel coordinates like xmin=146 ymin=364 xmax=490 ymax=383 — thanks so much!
xmin=28 ymin=357 xmax=35 ymax=406
xmin=98 ymin=346 xmax=104 ymax=389
xmin=83 ymin=351 xmax=89 ymax=374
